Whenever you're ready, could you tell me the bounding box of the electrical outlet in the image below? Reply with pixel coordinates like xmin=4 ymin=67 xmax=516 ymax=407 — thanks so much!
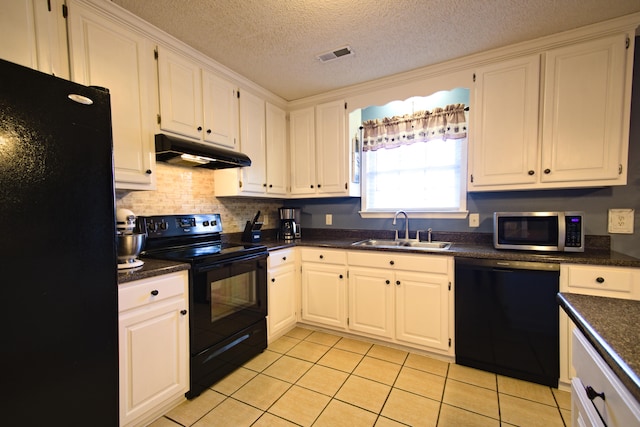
xmin=469 ymin=213 xmax=480 ymax=227
xmin=325 ymin=214 xmax=333 ymax=225
xmin=608 ymin=209 xmax=634 ymax=234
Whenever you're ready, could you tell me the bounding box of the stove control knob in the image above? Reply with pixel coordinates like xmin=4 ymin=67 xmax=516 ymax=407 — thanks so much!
xmin=203 ymin=221 xmax=209 ymax=226
xmin=159 ymin=222 xmax=168 ymax=230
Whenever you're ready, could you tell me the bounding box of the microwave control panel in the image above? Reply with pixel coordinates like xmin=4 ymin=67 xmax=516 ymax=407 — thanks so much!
xmin=565 ymin=215 xmax=583 ymax=248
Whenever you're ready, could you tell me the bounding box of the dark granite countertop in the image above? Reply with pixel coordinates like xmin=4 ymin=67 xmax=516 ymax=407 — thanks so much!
xmin=117 ymin=258 xmax=190 ymax=284
xmin=254 ymin=229 xmax=640 ymax=267
xmin=558 ymin=293 xmax=640 ymax=403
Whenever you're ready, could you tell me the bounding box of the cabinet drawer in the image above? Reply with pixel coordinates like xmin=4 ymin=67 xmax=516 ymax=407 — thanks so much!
xmin=563 ymin=264 xmax=634 ymax=296
xmin=300 ymin=248 xmax=346 ymax=264
xmin=572 ymin=329 xmax=640 ymax=427
xmin=269 ymin=248 xmax=296 ymax=269
xmin=348 ymin=250 xmax=450 ymax=274
xmin=119 ymin=271 xmax=188 ymax=312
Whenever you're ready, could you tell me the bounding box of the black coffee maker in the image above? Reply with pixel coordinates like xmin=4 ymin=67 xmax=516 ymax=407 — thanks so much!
xmin=279 ymin=207 xmax=301 ymax=240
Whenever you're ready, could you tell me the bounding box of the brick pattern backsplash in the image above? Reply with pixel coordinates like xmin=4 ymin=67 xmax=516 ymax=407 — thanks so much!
xmin=116 ymin=163 xmax=283 ymax=232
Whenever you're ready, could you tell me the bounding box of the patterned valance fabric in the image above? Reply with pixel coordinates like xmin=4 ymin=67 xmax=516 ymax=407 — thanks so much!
xmin=361 ymin=103 xmax=467 ymax=152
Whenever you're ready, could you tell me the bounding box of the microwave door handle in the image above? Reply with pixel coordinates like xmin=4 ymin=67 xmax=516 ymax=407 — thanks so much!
xmin=558 ymin=213 xmax=566 ymax=251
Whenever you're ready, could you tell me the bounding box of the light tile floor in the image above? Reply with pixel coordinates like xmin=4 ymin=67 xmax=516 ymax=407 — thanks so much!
xmin=150 ymin=327 xmax=571 ymax=427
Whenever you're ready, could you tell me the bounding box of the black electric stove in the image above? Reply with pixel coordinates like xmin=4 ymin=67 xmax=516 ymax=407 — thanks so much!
xmin=139 ymin=213 xmax=269 ymax=398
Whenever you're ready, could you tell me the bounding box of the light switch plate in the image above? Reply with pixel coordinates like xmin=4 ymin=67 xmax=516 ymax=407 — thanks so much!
xmin=325 ymin=214 xmax=333 ymax=225
xmin=608 ymin=209 xmax=634 ymax=234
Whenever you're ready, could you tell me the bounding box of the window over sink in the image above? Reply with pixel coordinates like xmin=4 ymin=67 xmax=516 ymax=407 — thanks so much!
xmin=354 ymin=88 xmax=469 ymax=219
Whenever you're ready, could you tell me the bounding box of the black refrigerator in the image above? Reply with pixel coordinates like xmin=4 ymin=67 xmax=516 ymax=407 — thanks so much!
xmin=0 ymin=59 xmax=119 ymax=425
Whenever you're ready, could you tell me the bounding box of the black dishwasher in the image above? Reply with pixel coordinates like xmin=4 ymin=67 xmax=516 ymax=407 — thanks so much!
xmin=455 ymin=258 xmax=560 ymax=387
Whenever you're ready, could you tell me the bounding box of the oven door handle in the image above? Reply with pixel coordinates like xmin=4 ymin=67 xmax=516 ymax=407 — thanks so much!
xmin=194 ymin=252 xmax=267 ymax=274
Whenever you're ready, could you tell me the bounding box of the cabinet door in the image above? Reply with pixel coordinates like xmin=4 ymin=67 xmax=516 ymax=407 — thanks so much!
xmin=265 ymin=103 xmax=289 ymax=196
xmin=119 ymin=298 xmax=188 ymax=426
xmin=0 ymin=0 xmax=37 ymax=70
xmin=541 ymin=34 xmax=628 ymax=183
xmin=348 ymin=266 xmax=394 ymax=339
xmin=157 ymin=46 xmax=203 ymax=140
xmin=202 ymin=70 xmax=238 ymax=148
xmin=0 ymin=0 xmax=68 ymax=79
xmin=67 ymin=2 xmax=155 ymax=189
xmin=316 ymin=100 xmax=347 ymax=195
xmin=301 ymin=263 xmax=347 ymax=329
xmin=268 ymin=264 xmax=297 ymax=340
xmin=470 ymin=55 xmax=540 ymax=187
xmin=289 ymin=107 xmax=317 ymax=195
xmin=238 ymin=90 xmax=266 ymax=194
xmin=395 ymin=271 xmax=450 ymax=351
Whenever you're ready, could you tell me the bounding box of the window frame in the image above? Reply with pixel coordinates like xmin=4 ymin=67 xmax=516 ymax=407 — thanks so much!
xmin=358 ymin=101 xmax=469 ymax=219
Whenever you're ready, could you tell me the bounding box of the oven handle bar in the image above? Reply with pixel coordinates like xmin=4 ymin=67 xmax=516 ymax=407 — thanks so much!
xmin=194 ymin=251 xmax=268 ymax=274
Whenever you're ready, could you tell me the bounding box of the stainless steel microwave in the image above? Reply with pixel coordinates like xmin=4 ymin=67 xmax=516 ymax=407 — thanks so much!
xmin=493 ymin=211 xmax=584 ymax=252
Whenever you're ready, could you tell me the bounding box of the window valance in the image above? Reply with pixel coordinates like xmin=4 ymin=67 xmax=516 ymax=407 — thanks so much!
xmin=361 ymin=103 xmax=467 ymax=152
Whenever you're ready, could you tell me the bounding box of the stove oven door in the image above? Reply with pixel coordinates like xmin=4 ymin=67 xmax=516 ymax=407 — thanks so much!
xmin=191 ymin=253 xmax=267 ymax=355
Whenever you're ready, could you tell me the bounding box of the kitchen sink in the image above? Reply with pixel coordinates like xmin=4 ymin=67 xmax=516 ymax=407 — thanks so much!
xmin=351 ymin=239 xmax=452 ymax=251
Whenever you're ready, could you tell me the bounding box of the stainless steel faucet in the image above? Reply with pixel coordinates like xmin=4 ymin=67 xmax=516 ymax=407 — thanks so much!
xmin=392 ymin=210 xmax=409 ymax=240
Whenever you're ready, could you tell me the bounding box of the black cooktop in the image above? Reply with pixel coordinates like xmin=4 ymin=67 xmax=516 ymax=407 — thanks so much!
xmin=139 ymin=213 xmax=267 ymax=265
xmin=143 ymin=242 xmax=267 ymax=264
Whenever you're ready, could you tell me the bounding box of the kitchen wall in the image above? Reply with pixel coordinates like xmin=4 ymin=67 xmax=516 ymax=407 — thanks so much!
xmin=115 ymin=163 xmax=283 ymax=233
xmin=285 ymin=40 xmax=640 ymax=258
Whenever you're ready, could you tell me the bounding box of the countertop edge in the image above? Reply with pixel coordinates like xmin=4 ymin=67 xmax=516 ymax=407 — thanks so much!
xmin=262 ymin=238 xmax=640 ymax=267
xmin=117 ymin=259 xmax=190 ymax=284
xmin=557 ymin=292 xmax=640 ymax=403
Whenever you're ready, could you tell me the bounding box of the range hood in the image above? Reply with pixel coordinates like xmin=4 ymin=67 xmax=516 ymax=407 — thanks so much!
xmin=155 ymin=133 xmax=251 ymax=169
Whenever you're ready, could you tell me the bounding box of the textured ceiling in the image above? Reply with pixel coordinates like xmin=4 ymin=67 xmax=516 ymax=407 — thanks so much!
xmin=111 ymin=0 xmax=640 ymax=101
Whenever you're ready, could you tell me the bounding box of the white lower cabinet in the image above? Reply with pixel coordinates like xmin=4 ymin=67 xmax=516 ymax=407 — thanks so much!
xmin=394 ymin=269 xmax=450 ymax=351
xmin=559 ymin=264 xmax=640 ymax=387
xmin=347 ymin=251 xmax=453 ymax=355
xmin=347 ymin=265 xmax=395 ymax=339
xmin=267 ymin=248 xmax=298 ymax=341
xmin=572 ymin=328 xmax=640 ymax=426
xmin=118 ymin=271 xmax=189 ymax=427
xmin=297 ymin=247 xmax=453 ymax=355
xmin=300 ymin=248 xmax=348 ymax=330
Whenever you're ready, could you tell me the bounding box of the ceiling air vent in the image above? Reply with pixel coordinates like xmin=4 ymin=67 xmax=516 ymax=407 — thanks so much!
xmin=316 ymin=45 xmax=354 ymax=63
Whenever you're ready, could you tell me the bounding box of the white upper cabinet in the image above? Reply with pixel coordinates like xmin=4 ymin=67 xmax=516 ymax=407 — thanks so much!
xmin=290 ymin=100 xmax=356 ymax=197
xmin=202 ymin=70 xmax=239 ymax=148
xmin=157 ymin=45 xmax=239 ymax=149
xmin=265 ymin=103 xmax=289 ymax=196
xmin=157 ymin=46 xmax=204 ymax=140
xmin=289 ymin=106 xmax=317 ymax=196
xmin=316 ymin=100 xmax=348 ymax=195
xmin=214 ymin=95 xmax=288 ymax=197
xmin=67 ymin=0 xmax=156 ymax=189
xmin=470 ymin=54 xmax=540 ymax=187
xmin=238 ymin=90 xmax=266 ymax=194
xmin=540 ymin=34 xmax=629 ymax=184
xmin=470 ymin=33 xmax=633 ymax=191
xmin=0 ymin=0 xmax=69 ymax=79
